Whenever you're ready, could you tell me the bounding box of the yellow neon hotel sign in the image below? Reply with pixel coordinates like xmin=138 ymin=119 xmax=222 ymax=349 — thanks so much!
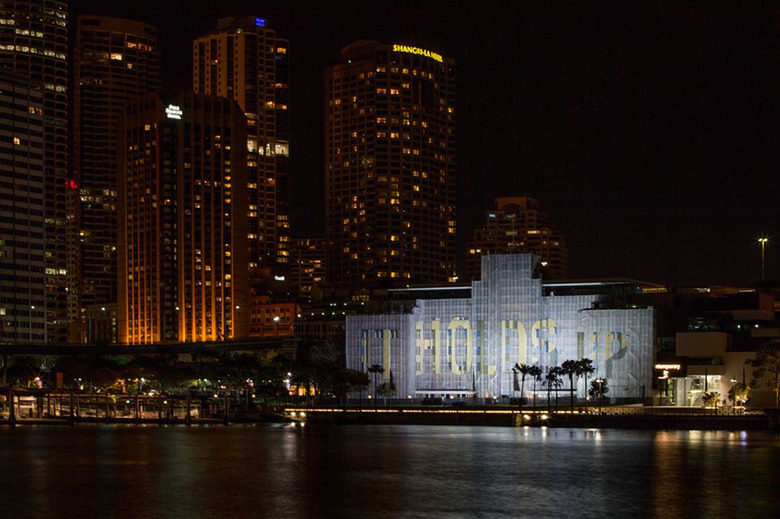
xmin=392 ymin=44 xmax=443 ymax=63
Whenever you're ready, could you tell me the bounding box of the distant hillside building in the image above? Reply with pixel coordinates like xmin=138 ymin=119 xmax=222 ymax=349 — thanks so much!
xmin=118 ymin=93 xmax=249 ymax=344
xmin=467 ymin=197 xmax=567 ymax=280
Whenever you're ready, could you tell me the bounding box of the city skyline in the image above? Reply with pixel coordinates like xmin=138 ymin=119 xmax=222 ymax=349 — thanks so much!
xmin=56 ymin=2 xmax=780 ymax=288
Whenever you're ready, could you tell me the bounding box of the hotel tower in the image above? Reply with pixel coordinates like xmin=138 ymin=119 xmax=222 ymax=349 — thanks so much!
xmin=325 ymin=41 xmax=456 ymax=291
xmin=118 ymin=93 xmax=249 ymax=344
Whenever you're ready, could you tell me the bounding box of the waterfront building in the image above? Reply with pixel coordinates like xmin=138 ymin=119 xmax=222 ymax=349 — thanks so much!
xmin=346 ymin=254 xmax=654 ymax=401
xmin=118 ymin=93 xmax=249 ymax=344
xmin=655 ymin=285 xmax=780 ymax=407
xmin=466 ymin=196 xmax=568 ymax=280
xmin=70 ymin=16 xmax=161 ymax=339
xmin=0 ymin=0 xmax=69 ymax=342
xmin=325 ymin=40 xmax=456 ymax=291
xmin=249 ymin=294 xmax=298 ymax=337
xmin=0 ymin=72 xmax=46 ymax=343
xmin=193 ymin=16 xmax=290 ymax=278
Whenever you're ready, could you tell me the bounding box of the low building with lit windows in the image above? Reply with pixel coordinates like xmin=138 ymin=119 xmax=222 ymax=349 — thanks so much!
xmin=346 ymin=254 xmax=655 ymax=402
xmin=249 ymin=294 xmax=299 ymax=337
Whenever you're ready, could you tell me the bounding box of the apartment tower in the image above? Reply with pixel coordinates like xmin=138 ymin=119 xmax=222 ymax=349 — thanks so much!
xmin=70 ymin=16 xmax=161 ymax=341
xmin=325 ymin=41 xmax=456 ymax=291
xmin=0 ymin=0 xmax=68 ymax=342
xmin=193 ymin=16 xmax=290 ymax=281
xmin=0 ymin=72 xmax=46 ymax=343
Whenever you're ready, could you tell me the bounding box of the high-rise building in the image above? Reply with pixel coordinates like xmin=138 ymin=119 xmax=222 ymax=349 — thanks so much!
xmin=70 ymin=16 xmax=161 ymax=340
xmin=0 ymin=72 xmax=46 ymax=344
xmin=118 ymin=93 xmax=249 ymax=344
xmin=325 ymin=41 xmax=456 ymax=291
xmin=193 ymin=16 xmax=290 ymax=280
xmin=0 ymin=0 xmax=69 ymax=342
xmin=466 ymin=197 xmax=568 ymax=280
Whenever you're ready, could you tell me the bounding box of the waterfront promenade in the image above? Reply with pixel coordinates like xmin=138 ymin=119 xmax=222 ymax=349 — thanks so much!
xmin=1 ymin=388 xmax=774 ymax=430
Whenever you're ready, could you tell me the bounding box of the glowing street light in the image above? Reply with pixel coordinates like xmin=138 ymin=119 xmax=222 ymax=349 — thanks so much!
xmin=758 ymin=238 xmax=769 ymax=281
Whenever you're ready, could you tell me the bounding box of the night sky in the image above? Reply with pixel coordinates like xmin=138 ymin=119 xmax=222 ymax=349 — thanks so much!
xmin=71 ymin=1 xmax=779 ymax=287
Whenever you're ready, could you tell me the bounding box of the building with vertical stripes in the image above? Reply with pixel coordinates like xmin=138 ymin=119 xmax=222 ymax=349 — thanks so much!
xmin=118 ymin=93 xmax=248 ymax=344
xmin=325 ymin=41 xmax=456 ymax=292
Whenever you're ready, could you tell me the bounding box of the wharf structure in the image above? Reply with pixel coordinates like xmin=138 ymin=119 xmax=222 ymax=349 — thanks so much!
xmin=346 ymin=254 xmax=655 ymax=402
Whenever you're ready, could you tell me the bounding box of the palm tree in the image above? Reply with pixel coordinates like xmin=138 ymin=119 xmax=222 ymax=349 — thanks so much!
xmin=515 ymin=363 xmax=533 ymax=407
xmin=367 ymin=364 xmax=384 ymax=408
xmin=529 ymin=365 xmax=542 ymax=409
xmin=561 ymin=359 xmax=580 ymax=411
xmin=545 ymin=367 xmax=562 ymax=412
xmin=588 ymin=378 xmax=609 ymax=411
xmin=578 ymin=358 xmax=595 ymax=410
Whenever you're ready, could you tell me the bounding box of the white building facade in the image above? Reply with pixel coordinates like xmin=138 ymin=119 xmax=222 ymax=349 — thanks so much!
xmin=346 ymin=255 xmax=655 ymax=402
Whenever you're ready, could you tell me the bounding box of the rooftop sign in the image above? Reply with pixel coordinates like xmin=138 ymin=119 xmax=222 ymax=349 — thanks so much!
xmin=392 ymin=44 xmax=443 ymax=63
xmin=165 ymin=104 xmax=182 ymax=120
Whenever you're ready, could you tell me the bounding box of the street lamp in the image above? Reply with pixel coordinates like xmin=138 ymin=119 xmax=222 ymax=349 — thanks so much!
xmin=29 ymin=305 xmax=34 ymax=342
xmin=596 ymin=378 xmax=606 ymax=413
xmin=758 ymin=238 xmax=769 ymax=281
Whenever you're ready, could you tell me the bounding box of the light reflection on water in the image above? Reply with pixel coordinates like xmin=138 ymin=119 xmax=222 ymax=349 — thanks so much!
xmin=0 ymin=425 xmax=778 ymax=518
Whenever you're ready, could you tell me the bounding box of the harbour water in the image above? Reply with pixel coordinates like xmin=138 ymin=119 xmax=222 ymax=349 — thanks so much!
xmin=1 ymin=425 xmax=778 ymax=518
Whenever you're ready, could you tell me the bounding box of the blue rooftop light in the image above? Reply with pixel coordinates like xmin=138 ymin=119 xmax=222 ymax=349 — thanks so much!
xmin=255 ymin=17 xmax=266 ymax=27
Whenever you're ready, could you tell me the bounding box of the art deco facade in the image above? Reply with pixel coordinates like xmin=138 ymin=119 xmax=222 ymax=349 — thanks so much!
xmin=0 ymin=72 xmax=46 ymax=343
xmin=0 ymin=0 xmax=68 ymax=342
xmin=118 ymin=93 xmax=248 ymax=344
xmin=71 ymin=16 xmax=161 ymax=335
xmin=193 ymin=16 xmax=290 ymax=278
xmin=326 ymin=41 xmax=456 ymax=291
xmin=467 ymin=196 xmax=568 ymax=280
xmin=347 ymin=254 xmax=654 ymax=401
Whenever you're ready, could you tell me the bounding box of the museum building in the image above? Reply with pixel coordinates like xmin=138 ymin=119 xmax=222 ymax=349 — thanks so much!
xmin=346 ymin=254 xmax=655 ymax=402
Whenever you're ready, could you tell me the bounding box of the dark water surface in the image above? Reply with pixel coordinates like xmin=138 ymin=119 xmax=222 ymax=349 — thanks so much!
xmin=0 ymin=425 xmax=778 ymax=518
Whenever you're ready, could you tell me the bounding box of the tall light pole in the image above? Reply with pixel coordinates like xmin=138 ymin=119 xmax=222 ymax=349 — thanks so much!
xmin=758 ymin=238 xmax=769 ymax=281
